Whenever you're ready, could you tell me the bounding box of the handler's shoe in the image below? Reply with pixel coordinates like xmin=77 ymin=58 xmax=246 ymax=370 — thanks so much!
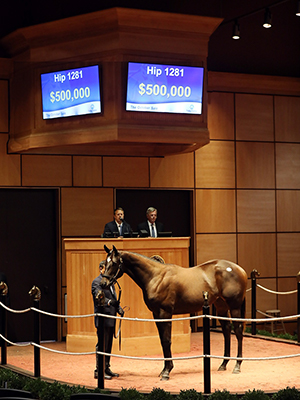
xmin=105 ymin=368 xmax=119 ymax=378
xmin=94 ymin=369 xmax=112 ymax=380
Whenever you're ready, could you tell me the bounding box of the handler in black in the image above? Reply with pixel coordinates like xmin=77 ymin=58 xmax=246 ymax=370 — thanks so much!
xmin=103 ymin=207 xmax=132 ymax=238
xmin=92 ymin=261 xmax=124 ymax=380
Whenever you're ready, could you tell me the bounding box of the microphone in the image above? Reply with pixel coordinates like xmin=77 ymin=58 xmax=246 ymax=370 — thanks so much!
xmin=120 ymin=218 xmax=124 ymax=222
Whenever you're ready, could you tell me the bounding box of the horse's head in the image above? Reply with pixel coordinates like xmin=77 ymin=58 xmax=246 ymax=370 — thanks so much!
xmin=101 ymin=245 xmax=124 ymax=289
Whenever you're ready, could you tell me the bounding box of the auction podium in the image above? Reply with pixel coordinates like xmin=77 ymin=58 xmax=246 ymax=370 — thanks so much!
xmin=64 ymin=237 xmax=191 ymax=355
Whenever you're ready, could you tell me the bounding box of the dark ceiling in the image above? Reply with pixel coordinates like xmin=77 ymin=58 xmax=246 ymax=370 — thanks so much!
xmin=1 ymin=0 xmax=299 ymax=77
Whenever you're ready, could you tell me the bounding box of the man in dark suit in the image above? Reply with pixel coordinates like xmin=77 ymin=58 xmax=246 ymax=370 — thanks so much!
xmin=92 ymin=261 xmax=124 ymax=380
xmin=137 ymin=207 xmax=164 ymax=237
xmin=103 ymin=207 xmax=132 ymax=238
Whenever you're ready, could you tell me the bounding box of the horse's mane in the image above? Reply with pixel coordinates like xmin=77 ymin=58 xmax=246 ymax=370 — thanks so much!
xmin=121 ymin=250 xmax=165 ymax=265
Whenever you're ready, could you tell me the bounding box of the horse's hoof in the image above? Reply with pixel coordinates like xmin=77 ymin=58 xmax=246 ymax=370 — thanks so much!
xmin=160 ymin=375 xmax=169 ymax=381
xmin=232 ymin=367 xmax=241 ymax=374
xmin=218 ymin=365 xmax=227 ymax=371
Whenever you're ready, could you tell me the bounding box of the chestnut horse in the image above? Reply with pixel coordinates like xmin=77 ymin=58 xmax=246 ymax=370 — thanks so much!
xmin=101 ymin=245 xmax=247 ymax=380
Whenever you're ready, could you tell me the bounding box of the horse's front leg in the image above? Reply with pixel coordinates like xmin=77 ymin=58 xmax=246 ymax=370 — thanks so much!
xmin=154 ymin=313 xmax=173 ymax=381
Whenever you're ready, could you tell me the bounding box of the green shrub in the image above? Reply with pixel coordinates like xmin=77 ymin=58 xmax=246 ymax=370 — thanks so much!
xmin=148 ymin=388 xmax=173 ymax=400
xmin=209 ymin=389 xmax=239 ymax=399
xmin=241 ymin=389 xmax=270 ymax=400
xmin=22 ymin=377 xmax=48 ymax=398
xmin=271 ymin=386 xmax=300 ymax=399
xmin=120 ymin=387 xmax=145 ymax=400
xmin=176 ymin=388 xmax=204 ymax=400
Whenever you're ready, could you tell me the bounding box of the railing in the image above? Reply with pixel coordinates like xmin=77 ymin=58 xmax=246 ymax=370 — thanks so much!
xmin=0 ymin=273 xmax=300 ymax=395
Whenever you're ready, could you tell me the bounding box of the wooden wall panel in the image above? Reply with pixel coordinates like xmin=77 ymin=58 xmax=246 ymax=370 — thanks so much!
xmin=276 ymin=143 xmax=300 ymax=189
xmin=278 ymin=277 xmax=298 ymax=316
xmin=150 ymin=152 xmax=194 ymax=188
xmin=0 ymin=80 xmax=8 ymax=133
xmin=22 ymin=155 xmax=72 ymax=186
xmin=235 ymin=94 xmax=274 ymax=141
xmin=196 ymin=233 xmax=236 ymax=264
xmin=245 ymin=278 xmax=276 ymax=319
xmin=196 ymin=189 xmax=236 ymax=233
xmin=256 ymin=278 xmax=277 ymax=318
xmin=61 ymin=187 xmax=113 ymax=236
xmin=237 ymin=233 xmax=276 ymax=278
xmin=195 ymin=141 xmax=235 ymax=188
xmin=0 ymin=135 xmax=20 ymax=186
xmin=73 ymin=156 xmax=102 ymax=187
xmin=236 ymin=142 xmax=275 ymax=189
xmin=277 ymin=190 xmax=300 ymax=232
xmin=277 ymin=233 xmax=300 ymax=277
xmin=207 ymin=92 xmax=234 ymax=140
xmin=237 ymin=190 xmax=276 ymax=232
xmin=103 ymin=157 xmax=149 ymax=187
xmin=275 ymin=96 xmax=300 ymax=142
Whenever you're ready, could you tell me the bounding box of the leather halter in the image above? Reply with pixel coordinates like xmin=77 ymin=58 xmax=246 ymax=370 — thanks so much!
xmin=102 ymin=256 xmax=124 ymax=287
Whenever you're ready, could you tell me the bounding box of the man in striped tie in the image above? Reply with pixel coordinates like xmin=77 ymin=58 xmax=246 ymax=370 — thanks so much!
xmin=137 ymin=207 xmax=164 ymax=238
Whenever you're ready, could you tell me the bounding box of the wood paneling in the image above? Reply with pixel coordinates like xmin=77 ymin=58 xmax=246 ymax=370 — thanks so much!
xmin=207 ymin=92 xmax=234 ymax=140
xmin=253 ymin=278 xmax=277 ymax=319
xmin=238 ymin=233 xmax=276 ymax=278
xmin=276 ymin=143 xmax=300 ymax=189
xmin=275 ymin=96 xmax=300 ymax=142
xmin=61 ymin=187 xmax=113 ymax=236
xmin=236 ymin=142 xmax=275 ymax=189
xmin=196 ymin=233 xmax=236 ymax=264
xmin=0 ymin=135 xmax=20 ymax=186
xmin=277 ymin=233 xmax=300 ymax=277
xmin=196 ymin=189 xmax=236 ymax=233
xmin=237 ymin=190 xmax=276 ymax=232
xmin=277 ymin=190 xmax=300 ymax=232
xmin=195 ymin=141 xmax=235 ymax=188
xmin=0 ymin=80 xmax=8 ymax=133
xmin=208 ymin=72 xmax=300 ymax=96
xmin=73 ymin=156 xmax=102 ymax=187
xmin=235 ymin=94 xmax=274 ymax=141
xmin=22 ymin=155 xmax=72 ymax=187
xmin=245 ymin=278 xmax=277 ymax=319
xmin=103 ymin=157 xmax=149 ymax=187
xmin=278 ymin=277 xmax=298 ymax=316
xmin=150 ymin=153 xmax=194 ymax=188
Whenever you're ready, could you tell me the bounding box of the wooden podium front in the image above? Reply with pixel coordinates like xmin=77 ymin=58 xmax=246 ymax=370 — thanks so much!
xmin=64 ymin=237 xmax=191 ymax=355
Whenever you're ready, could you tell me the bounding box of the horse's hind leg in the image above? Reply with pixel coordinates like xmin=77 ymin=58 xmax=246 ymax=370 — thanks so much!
xmin=217 ymin=316 xmax=231 ymax=371
xmin=154 ymin=314 xmax=174 ymax=380
xmin=215 ymin=299 xmax=231 ymax=372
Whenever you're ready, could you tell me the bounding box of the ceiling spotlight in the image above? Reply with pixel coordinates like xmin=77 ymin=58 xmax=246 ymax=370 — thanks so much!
xmin=296 ymin=0 xmax=300 ymax=16
xmin=232 ymin=20 xmax=240 ymax=39
xmin=263 ymin=8 xmax=272 ymax=28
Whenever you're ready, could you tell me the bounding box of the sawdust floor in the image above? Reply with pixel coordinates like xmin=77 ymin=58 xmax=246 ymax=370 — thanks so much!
xmin=5 ymin=332 xmax=300 ymax=395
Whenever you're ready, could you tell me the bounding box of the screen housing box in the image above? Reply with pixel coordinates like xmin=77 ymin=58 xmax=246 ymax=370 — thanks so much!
xmin=2 ymin=8 xmax=222 ymax=156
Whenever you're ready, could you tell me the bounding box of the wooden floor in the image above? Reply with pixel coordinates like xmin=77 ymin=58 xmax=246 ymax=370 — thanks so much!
xmin=4 ymin=332 xmax=300 ymax=395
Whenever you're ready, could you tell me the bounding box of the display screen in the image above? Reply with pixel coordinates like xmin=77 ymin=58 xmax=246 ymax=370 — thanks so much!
xmin=126 ymin=62 xmax=204 ymax=115
xmin=41 ymin=65 xmax=101 ymax=119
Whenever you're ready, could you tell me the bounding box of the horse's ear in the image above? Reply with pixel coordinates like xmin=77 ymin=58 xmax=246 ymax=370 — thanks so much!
xmin=112 ymin=245 xmax=119 ymax=256
xmin=104 ymin=245 xmax=110 ymax=254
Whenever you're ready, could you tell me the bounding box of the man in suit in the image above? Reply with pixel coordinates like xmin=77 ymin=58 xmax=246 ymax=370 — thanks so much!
xmin=137 ymin=207 xmax=164 ymax=238
xmin=92 ymin=261 xmax=124 ymax=380
xmin=103 ymin=207 xmax=132 ymax=238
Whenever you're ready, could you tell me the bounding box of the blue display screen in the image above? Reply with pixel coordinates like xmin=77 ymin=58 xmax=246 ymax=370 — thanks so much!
xmin=126 ymin=62 xmax=204 ymax=115
xmin=41 ymin=65 xmax=101 ymax=119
